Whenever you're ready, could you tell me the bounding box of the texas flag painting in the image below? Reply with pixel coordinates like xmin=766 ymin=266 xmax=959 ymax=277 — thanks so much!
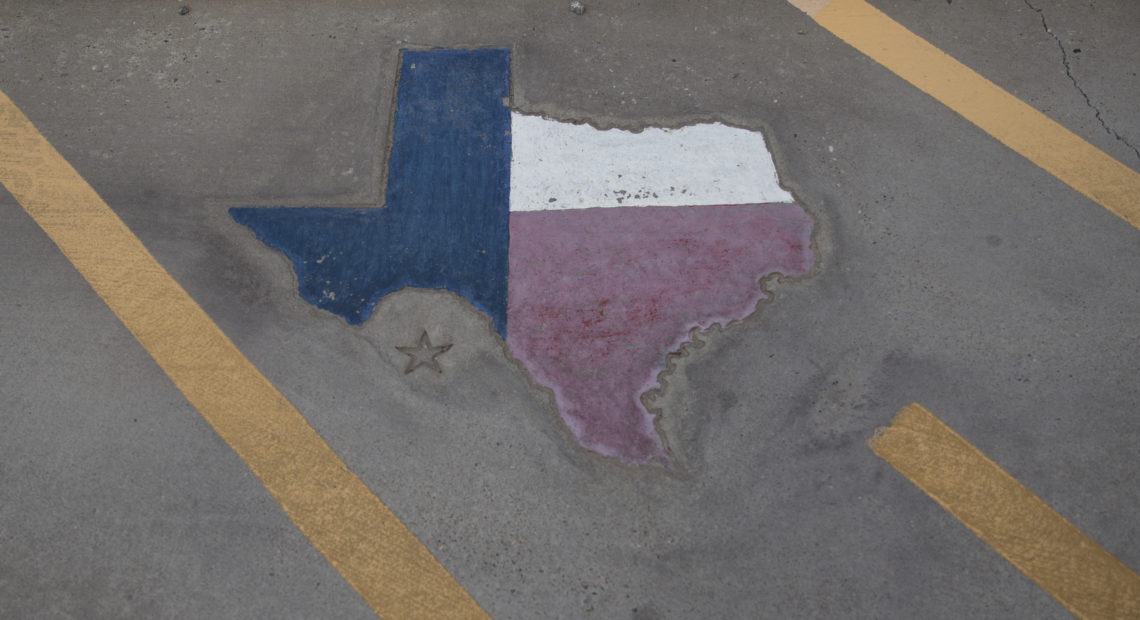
xmin=231 ymin=48 xmax=814 ymax=465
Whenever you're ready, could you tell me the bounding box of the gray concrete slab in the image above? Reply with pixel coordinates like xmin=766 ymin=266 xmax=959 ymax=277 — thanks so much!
xmin=1 ymin=0 xmax=1137 ymax=618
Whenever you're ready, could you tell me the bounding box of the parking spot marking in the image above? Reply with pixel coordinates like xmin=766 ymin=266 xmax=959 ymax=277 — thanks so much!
xmin=0 ymin=91 xmax=488 ymax=619
xmin=789 ymin=0 xmax=1140 ymax=229
xmin=872 ymin=404 xmax=1140 ymax=619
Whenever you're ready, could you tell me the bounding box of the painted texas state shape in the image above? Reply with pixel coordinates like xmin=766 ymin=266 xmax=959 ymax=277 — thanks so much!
xmin=231 ymin=48 xmax=813 ymax=465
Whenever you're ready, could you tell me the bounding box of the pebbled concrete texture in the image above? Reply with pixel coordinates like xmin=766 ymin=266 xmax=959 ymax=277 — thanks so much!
xmin=1 ymin=1 xmax=1137 ymax=618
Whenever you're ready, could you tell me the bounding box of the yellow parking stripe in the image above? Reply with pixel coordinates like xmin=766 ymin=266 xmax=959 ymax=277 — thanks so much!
xmin=789 ymin=0 xmax=1140 ymax=228
xmin=0 ymin=91 xmax=488 ymax=619
xmin=872 ymin=404 xmax=1140 ymax=619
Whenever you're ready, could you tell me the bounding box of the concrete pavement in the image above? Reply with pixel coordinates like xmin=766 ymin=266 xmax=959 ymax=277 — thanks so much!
xmin=2 ymin=1 xmax=1138 ymax=617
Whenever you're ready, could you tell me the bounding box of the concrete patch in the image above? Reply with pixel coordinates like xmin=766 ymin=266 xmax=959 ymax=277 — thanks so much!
xmin=231 ymin=47 xmax=815 ymax=465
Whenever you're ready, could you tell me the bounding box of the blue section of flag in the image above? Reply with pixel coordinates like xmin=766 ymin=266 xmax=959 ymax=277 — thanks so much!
xmin=230 ymin=48 xmax=512 ymax=336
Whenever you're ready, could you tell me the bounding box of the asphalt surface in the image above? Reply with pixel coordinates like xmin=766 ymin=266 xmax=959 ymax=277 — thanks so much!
xmin=2 ymin=1 xmax=1138 ymax=618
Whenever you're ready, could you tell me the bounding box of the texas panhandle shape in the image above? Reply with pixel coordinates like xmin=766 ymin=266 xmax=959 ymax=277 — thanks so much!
xmin=231 ymin=48 xmax=814 ymax=465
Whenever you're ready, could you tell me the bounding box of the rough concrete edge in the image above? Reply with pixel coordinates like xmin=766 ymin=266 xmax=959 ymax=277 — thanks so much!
xmin=637 ymin=116 xmax=832 ymax=477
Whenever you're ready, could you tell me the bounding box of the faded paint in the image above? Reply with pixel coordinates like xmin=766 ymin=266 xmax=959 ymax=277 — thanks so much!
xmin=874 ymin=404 xmax=1140 ymax=619
xmin=509 ymin=113 xmax=795 ymax=211
xmin=787 ymin=0 xmax=831 ymax=16
xmin=508 ymin=204 xmax=814 ymax=464
xmin=232 ymin=49 xmax=512 ymax=336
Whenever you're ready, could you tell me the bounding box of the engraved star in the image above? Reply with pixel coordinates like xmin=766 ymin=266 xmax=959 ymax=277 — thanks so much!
xmin=395 ymin=331 xmax=452 ymax=374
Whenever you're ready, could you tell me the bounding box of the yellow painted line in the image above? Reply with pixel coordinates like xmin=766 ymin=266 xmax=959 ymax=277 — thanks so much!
xmin=788 ymin=0 xmax=1140 ymax=228
xmin=872 ymin=404 xmax=1140 ymax=619
xmin=0 ymin=91 xmax=488 ymax=619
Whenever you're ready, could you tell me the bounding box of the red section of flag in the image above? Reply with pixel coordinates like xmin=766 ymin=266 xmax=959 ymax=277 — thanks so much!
xmin=507 ymin=203 xmax=813 ymax=464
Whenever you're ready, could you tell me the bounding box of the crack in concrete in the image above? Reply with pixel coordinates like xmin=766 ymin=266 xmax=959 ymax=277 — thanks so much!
xmin=1023 ymin=0 xmax=1140 ymax=163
